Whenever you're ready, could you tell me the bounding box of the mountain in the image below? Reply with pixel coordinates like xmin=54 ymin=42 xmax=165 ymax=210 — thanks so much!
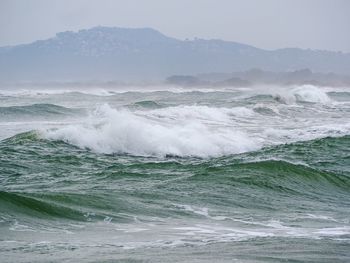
xmin=0 ymin=26 xmax=349 ymax=82
xmin=168 ymin=69 xmax=350 ymax=87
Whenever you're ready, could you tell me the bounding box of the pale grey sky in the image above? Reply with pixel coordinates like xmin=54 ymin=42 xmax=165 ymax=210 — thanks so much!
xmin=0 ymin=0 xmax=349 ymax=52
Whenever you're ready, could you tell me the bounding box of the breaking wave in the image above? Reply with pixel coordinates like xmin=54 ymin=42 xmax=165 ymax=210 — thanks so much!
xmin=271 ymin=85 xmax=332 ymax=104
xmin=43 ymin=104 xmax=259 ymax=157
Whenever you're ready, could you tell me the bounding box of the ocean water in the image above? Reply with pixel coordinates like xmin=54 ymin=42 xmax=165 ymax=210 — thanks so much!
xmin=0 ymin=84 xmax=349 ymax=262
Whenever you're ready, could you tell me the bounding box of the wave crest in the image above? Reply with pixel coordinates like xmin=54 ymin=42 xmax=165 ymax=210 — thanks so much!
xmin=43 ymin=104 xmax=259 ymax=157
xmin=272 ymin=85 xmax=331 ymax=104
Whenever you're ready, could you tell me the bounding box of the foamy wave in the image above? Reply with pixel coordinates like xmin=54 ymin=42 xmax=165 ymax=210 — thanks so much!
xmin=272 ymin=85 xmax=331 ymax=104
xmin=292 ymin=85 xmax=331 ymax=103
xmin=43 ymin=104 xmax=259 ymax=157
xmin=138 ymin=105 xmax=255 ymax=123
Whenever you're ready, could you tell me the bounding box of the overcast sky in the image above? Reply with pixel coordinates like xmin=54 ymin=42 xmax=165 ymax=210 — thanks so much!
xmin=1 ymin=0 xmax=349 ymax=52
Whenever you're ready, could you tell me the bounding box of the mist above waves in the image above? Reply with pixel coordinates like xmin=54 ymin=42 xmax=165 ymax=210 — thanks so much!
xmin=1 ymin=26 xmax=350 ymax=83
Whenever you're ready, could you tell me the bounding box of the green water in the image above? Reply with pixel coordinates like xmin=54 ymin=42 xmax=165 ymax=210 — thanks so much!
xmin=0 ymin=86 xmax=349 ymax=262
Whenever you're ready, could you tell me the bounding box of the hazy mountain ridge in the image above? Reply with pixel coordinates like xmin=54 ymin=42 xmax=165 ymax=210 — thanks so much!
xmin=0 ymin=26 xmax=349 ymax=82
xmin=167 ymin=69 xmax=350 ymax=87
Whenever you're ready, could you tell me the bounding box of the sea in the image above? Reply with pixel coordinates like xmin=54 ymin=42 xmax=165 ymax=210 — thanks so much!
xmin=0 ymin=84 xmax=349 ymax=262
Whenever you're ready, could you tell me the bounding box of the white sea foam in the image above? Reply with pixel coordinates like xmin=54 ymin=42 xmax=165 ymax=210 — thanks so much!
xmin=4 ymin=83 xmax=346 ymax=157
xmin=43 ymin=104 xmax=259 ymax=157
xmin=291 ymin=85 xmax=331 ymax=103
xmin=139 ymin=105 xmax=255 ymax=123
xmin=315 ymin=227 xmax=350 ymax=236
xmin=271 ymin=85 xmax=332 ymax=104
xmin=175 ymin=204 xmax=229 ymax=221
xmin=41 ymin=96 xmax=350 ymax=157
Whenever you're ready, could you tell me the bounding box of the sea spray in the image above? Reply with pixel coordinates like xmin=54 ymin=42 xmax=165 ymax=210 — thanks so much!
xmin=44 ymin=104 xmax=259 ymax=157
xmin=1 ymin=85 xmax=349 ymax=262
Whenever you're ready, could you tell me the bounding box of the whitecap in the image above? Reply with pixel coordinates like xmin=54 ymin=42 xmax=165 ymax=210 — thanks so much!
xmin=43 ymin=104 xmax=259 ymax=157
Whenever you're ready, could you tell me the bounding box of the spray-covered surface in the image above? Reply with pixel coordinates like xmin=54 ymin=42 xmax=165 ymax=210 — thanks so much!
xmin=0 ymin=85 xmax=349 ymax=262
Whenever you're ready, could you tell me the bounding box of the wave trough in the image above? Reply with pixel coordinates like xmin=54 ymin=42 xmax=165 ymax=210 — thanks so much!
xmin=1 ymin=84 xmax=349 ymax=262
